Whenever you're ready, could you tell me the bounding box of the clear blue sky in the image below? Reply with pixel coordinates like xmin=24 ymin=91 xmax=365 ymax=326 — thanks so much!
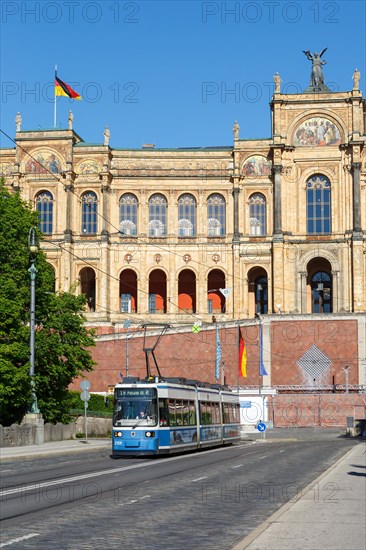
xmin=1 ymin=0 xmax=365 ymax=149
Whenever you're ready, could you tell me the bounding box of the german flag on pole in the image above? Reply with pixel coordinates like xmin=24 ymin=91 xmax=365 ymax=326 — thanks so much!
xmin=239 ymin=328 xmax=247 ymax=378
xmin=55 ymin=74 xmax=81 ymax=100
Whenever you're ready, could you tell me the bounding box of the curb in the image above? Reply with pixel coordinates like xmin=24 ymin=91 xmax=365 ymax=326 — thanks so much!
xmin=0 ymin=441 xmax=111 ymax=462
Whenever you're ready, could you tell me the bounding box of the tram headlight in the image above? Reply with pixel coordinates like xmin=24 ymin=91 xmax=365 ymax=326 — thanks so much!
xmin=114 ymin=431 xmax=123 ymax=437
xmin=145 ymin=431 xmax=155 ymax=438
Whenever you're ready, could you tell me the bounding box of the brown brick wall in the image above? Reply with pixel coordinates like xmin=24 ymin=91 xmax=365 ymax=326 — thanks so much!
xmin=270 ymin=394 xmax=366 ymax=427
xmin=71 ymin=318 xmax=361 ymax=395
xmin=270 ymin=320 xmax=358 ymax=386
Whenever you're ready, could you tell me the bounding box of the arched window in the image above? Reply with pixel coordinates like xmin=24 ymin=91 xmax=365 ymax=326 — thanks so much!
xmin=178 ymin=194 xmax=196 ymax=237
xmin=36 ymin=191 xmax=53 ymax=235
xmin=119 ymin=193 xmax=138 ymax=236
xmin=207 ymin=269 xmax=226 ymax=314
xmin=149 ymin=269 xmax=167 ymax=313
xmin=249 ymin=193 xmax=266 ymax=236
xmin=120 ymin=269 xmax=138 ymax=313
xmin=207 ymin=194 xmax=225 ymax=236
xmin=82 ymin=191 xmax=98 ymax=235
xmin=149 ymin=194 xmax=167 ymax=237
xmin=80 ymin=267 xmax=96 ymax=312
xmin=178 ymin=269 xmax=196 ymax=313
xmin=255 ymin=275 xmax=268 ymax=314
xmin=306 ymin=174 xmax=331 ymax=234
xmin=311 ymin=271 xmax=332 ymax=313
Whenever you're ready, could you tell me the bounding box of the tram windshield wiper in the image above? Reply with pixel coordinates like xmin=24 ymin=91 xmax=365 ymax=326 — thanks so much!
xmin=132 ymin=417 xmax=145 ymax=429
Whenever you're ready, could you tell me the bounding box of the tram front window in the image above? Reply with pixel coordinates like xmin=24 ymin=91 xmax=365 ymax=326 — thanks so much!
xmin=113 ymin=388 xmax=157 ymax=426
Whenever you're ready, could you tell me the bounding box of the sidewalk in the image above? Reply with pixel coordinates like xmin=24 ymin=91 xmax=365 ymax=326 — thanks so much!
xmin=0 ymin=438 xmax=111 ymax=460
xmin=233 ymin=441 xmax=366 ymax=550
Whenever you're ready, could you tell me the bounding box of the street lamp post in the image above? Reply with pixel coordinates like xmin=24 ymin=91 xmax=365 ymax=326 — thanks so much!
xmin=123 ymin=319 xmax=132 ymax=377
xmin=126 ymin=332 xmax=130 ymax=377
xmin=28 ymin=228 xmax=40 ymax=414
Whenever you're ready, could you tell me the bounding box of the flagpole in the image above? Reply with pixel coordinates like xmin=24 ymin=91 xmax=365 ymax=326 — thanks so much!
xmin=237 ymin=322 xmax=240 ymax=394
xmin=54 ymin=65 xmax=57 ymax=128
xmin=259 ymin=317 xmax=265 ymax=425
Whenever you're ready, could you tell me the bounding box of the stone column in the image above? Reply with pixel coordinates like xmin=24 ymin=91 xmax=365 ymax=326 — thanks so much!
xmin=233 ymin=187 xmax=240 ymax=241
xmin=331 ymin=270 xmax=339 ymax=313
xmin=273 ymin=165 xmax=283 ymax=240
xmin=64 ymin=184 xmax=74 ymax=242
xmin=101 ymin=183 xmax=110 ymax=236
xmin=300 ymin=272 xmax=307 ymax=314
xmin=352 ymin=162 xmax=362 ymax=238
xmin=100 ymin=238 xmax=110 ymax=319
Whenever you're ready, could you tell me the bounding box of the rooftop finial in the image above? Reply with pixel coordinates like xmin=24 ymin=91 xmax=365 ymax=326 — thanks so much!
xmin=15 ymin=112 xmax=22 ymax=132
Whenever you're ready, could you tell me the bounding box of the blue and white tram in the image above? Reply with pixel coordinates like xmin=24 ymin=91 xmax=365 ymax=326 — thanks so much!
xmin=111 ymin=377 xmax=240 ymax=457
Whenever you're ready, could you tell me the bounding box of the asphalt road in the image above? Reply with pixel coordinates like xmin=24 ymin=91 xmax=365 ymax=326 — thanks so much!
xmin=0 ymin=438 xmax=357 ymax=549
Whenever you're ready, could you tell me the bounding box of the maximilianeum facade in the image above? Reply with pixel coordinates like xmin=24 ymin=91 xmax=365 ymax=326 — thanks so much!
xmin=1 ymin=75 xmax=366 ymax=326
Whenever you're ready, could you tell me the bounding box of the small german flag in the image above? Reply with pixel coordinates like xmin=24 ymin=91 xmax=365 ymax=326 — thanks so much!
xmin=55 ymin=74 xmax=81 ymax=100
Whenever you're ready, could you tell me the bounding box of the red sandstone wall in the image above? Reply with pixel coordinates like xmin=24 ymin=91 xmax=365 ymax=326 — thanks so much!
xmin=269 ymin=394 xmax=366 ymax=427
xmin=270 ymin=320 xmax=358 ymax=386
xmin=70 ymin=318 xmax=360 ymax=395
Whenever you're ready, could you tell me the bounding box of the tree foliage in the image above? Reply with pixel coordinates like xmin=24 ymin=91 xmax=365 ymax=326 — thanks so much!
xmin=0 ymin=180 xmax=96 ymax=425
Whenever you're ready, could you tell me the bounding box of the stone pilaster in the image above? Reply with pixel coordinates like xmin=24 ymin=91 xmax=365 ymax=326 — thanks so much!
xmin=352 ymin=162 xmax=362 ymax=239
xmin=64 ymin=183 xmax=74 ymax=241
xmin=232 ymin=187 xmax=240 ymax=241
xmin=273 ymin=164 xmax=283 ymax=240
xmin=100 ymin=239 xmax=109 ymax=319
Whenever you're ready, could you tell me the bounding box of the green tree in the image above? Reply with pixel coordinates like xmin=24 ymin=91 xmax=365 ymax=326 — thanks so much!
xmin=0 ymin=180 xmax=96 ymax=425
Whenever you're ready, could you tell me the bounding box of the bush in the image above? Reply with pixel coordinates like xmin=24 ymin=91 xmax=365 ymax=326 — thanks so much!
xmin=68 ymin=391 xmax=113 ymax=417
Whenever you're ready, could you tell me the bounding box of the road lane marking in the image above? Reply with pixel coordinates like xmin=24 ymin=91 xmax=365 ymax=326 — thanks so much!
xmin=190 ymin=476 xmax=207 ymax=482
xmin=0 ymin=534 xmax=39 ymax=547
xmin=0 ymin=445 xmax=265 ymax=498
xmin=258 ymin=456 xmax=268 ymax=460
xmin=232 ymin=464 xmax=243 ymax=468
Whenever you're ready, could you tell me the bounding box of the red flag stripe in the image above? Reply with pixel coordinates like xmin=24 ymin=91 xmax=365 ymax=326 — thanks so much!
xmin=55 ymin=76 xmax=81 ymax=100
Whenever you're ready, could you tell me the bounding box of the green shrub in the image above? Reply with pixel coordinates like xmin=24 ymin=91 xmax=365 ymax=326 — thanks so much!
xmin=68 ymin=391 xmax=113 ymax=416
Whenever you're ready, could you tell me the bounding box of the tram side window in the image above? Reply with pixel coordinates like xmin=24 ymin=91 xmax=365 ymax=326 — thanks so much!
xmin=182 ymin=401 xmax=190 ymax=425
xmin=223 ymin=403 xmax=239 ymax=423
xmin=176 ymin=400 xmax=183 ymax=426
xmin=233 ymin=403 xmax=240 ymax=423
xmin=189 ymin=401 xmax=196 ymax=425
xmin=168 ymin=400 xmax=176 ymax=426
xmin=200 ymin=402 xmax=214 ymax=425
xmin=212 ymin=402 xmax=220 ymax=424
xmin=159 ymin=398 xmax=169 ymax=426
xmin=222 ymin=403 xmax=230 ymax=423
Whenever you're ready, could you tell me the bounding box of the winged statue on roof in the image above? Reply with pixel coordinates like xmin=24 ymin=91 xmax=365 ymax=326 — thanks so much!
xmin=303 ymin=48 xmax=328 ymax=87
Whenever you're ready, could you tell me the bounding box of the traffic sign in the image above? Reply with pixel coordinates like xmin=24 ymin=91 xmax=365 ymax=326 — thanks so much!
xmin=192 ymin=323 xmax=201 ymax=333
xmin=81 ymin=390 xmax=90 ymax=402
xmin=80 ymin=380 xmax=90 ymax=390
xmin=257 ymin=422 xmax=266 ymax=432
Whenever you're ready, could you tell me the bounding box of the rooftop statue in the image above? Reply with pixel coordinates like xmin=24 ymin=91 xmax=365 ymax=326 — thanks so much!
xmin=303 ymin=48 xmax=329 ymax=91
xmin=273 ymin=72 xmax=281 ymax=93
xmin=15 ymin=112 xmax=22 ymax=132
xmin=352 ymin=68 xmax=360 ymax=91
xmin=104 ymin=126 xmax=110 ymax=146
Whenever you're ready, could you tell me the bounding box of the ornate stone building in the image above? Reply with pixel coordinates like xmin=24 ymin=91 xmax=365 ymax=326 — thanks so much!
xmin=1 ymin=72 xmax=366 ymax=326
